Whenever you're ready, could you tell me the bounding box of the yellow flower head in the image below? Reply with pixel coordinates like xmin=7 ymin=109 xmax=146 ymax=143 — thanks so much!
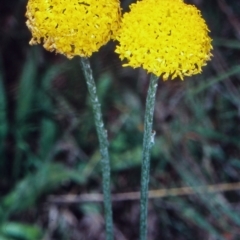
xmin=26 ymin=0 xmax=121 ymax=58
xmin=115 ymin=0 xmax=212 ymax=80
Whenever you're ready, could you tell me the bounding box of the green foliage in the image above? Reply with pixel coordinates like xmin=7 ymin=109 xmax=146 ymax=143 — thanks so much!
xmin=0 ymin=55 xmax=8 ymax=171
xmin=1 ymin=163 xmax=85 ymax=216
xmin=0 ymin=222 xmax=42 ymax=240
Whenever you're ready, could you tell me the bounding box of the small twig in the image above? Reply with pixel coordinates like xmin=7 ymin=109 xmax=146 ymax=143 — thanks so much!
xmin=48 ymin=182 xmax=240 ymax=204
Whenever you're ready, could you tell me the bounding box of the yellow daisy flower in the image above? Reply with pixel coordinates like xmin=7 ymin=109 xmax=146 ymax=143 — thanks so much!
xmin=115 ymin=0 xmax=213 ymax=80
xmin=26 ymin=0 xmax=121 ymax=58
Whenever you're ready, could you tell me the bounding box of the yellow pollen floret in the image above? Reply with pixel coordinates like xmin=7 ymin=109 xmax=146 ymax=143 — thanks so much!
xmin=26 ymin=0 xmax=121 ymax=58
xmin=115 ymin=0 xmax=213 ymax=80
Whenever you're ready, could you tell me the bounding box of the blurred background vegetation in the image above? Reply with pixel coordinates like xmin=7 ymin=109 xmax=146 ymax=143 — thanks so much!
xmin=1 ymin=0 xmax=240 ymax=239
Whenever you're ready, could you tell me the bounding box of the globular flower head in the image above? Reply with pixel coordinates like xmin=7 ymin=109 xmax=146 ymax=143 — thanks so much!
xmin=26 ymin=0 xmax=121 ymax=58
xmin=115 ymin=0 xmax=213 ymax=80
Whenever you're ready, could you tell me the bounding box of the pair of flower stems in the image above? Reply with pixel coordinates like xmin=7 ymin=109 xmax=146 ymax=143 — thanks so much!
xmin=25 ymin=0 xmax=212 ymax=238
xmin=80 ymin=57 xmax=158 ymax=240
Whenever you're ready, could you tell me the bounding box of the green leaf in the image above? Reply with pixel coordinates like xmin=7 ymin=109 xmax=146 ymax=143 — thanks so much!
xmin=178 ymin=201 xmax=224 ymax=240
xmin=1 ymin=163 xmax=86 ymax=217
xmin=15 ymin=50 xmax=38 ymax=125
xmin=0 ymin=222 xmax=42 ymax=240
xmin=38 ymin=118 xmax=57 ymax=160
xmin=189 ymin=65 xmax=240 ymax=95
xmin=96 ymin=72 xmax=112 ymax=103
xmin=0 ymin=53 xmax=8 ymax=164
xmin=213 ymin=38 xmax=240 ymax=49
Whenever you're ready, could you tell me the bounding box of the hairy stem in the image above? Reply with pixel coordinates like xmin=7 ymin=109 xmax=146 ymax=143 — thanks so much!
xmin=80 ymin=57 xmax=113 ymax=240
xmin=140 ymin=74 xmax=159 ymax=240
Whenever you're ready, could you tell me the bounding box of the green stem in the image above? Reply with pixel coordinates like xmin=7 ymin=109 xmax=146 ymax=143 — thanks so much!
xmin=140 ymin=74 xmax=159 ymax=240
xmin=80 ymin=57 xmax=113 ymax=240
